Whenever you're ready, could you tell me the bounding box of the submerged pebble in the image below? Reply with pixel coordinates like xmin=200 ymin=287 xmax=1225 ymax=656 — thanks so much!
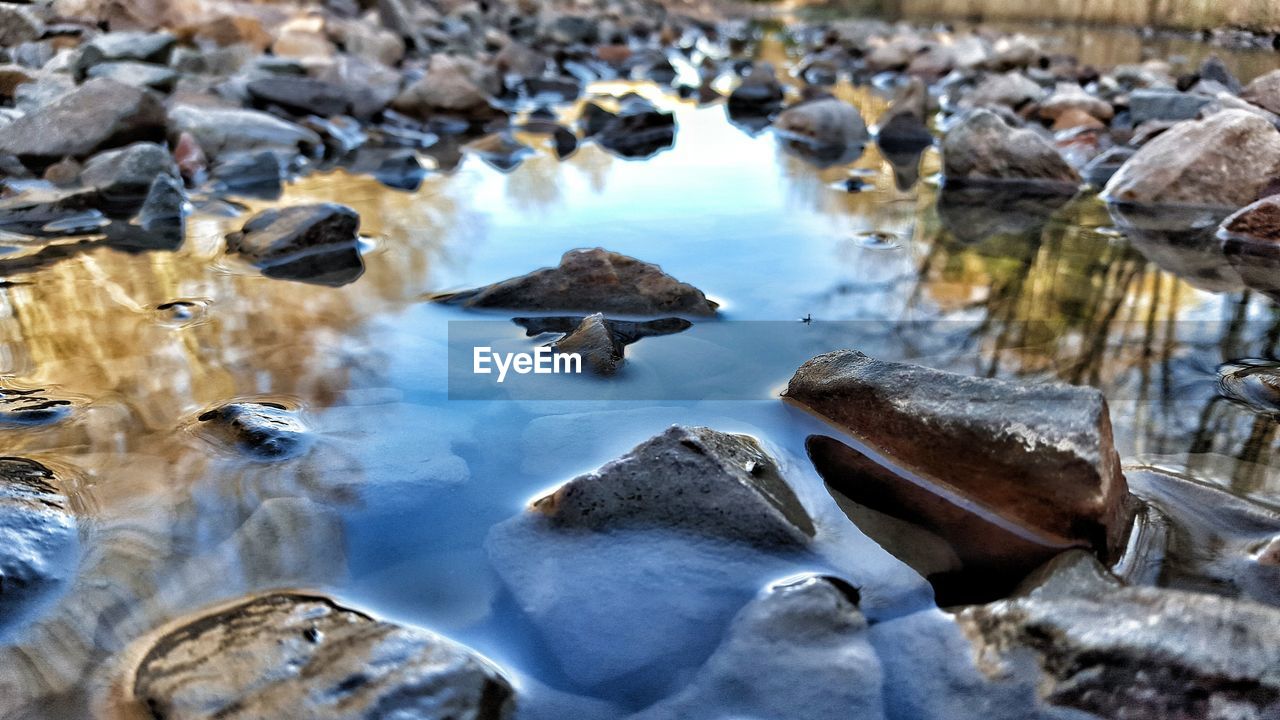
xmin=195 ymin=402 xmax=311 ymax=460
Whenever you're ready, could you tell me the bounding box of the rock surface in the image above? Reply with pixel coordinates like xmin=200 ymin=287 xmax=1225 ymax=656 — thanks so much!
xmin=0 ymin=458 xmax=77 ymax=623
xmin=195 ymin=402 xmax=312 ymax=460
xmin=550 ymin=312 xmax=624 ymax=375
xmin=784 ymin=350 xmax=1134 ymax=560
xmin=772 ymin=97 xmax=868 ymax=151
xmin=1104 ymin=109 xmax=1280 ymax=208
xmin=436 ymin=248 xmax=718 ymax=317
xmin=132 ymin=593 xmax=515 ymax=720
xmin=0 ymin=79 xmax=166 ymax=165
xmin=167 ymin=105 xmax=321 ymax=162
xmin=226 ymin=203 xmax=360 ymax=265
xmin=942 ymin=109 xmax=1079 ymax=187
xmin=1242 ymin=68 xmax=1280 ymax=115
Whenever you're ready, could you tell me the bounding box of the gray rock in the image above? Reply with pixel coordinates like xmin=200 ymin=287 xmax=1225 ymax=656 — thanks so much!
xmin=1128 ymin=88 xmax=1213 ymax=123
xmin=0 ymin=4 xmax=42 ymax=47
xmin=1104 ymin=109 xmax=1280 ymax=208
xmin=1038 ymin=83 xmax=1114 ymax=122
xmin=941 ymin=109 xmax=1079 ymax=187
xmin=436 ymin=248 xmax=717 ymax=317
xmin=1241 ymin=68 xmax=1280 ymax=115
xmin=132 ymin=593 xmax=514 ymax=720
xmin=85 ymin=61 xmax=178 ymax=92
xmin=211 ymin=150 xmax=286 ymax=195
xmin=533 ymin=425 xmax=814 ymax=546
xmin=1081 ymin=146 xmax=1135 ymax=188
xmin=391 ymin=55 xmax=499 ymax=121
xmin=963 ymin=71 xmax=1044 ymax=110
xmin=784 ymin=350 xmax=1134 ymax=560
xmin=167 ymin=105 xmax=321 ymax=162
xmin=196 ymin=402 xmax=311 ymax=460
xmin=226 ymin=203 xmax=360 ymax=265
xmin=246 ymin=77 xmax=357 ymax=118
xmin=0 ymin=458 xmax=77 ymax=628
xmin=73 ymin=31 xmax=175 ymax=76
xmin=465 ymin=132 xmax=533 ymax=172
xmin=632 ymin=576 xmax=885 ymax=720
xmin=772 ymin=97 xmax=868 ymax=151
xmin=0 ymin=78 xmax=166 ymax=165
xmin=80 ymin=142 xmax=179 ymax=202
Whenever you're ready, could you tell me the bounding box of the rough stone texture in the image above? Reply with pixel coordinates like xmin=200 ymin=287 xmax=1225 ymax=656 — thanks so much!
xmin=132 ymin=593 xmax=515 ymax=720
xmin=956 ymin=566 xmax=1280 ymax=720
xmin=437 ymin=248 xmax=718 ymax=317
xmin=0 ymin=79 xmax=166 ymax=165
xmin=942 ymin=109 xmax=1079 ymax=187
xmin=246 ymin=77 xmax=358 ymax=118
xmin=167 ymin=105 xmax=321 ymax=162
xmin=196 ymin=402 xmax=311 ymax=460
xmin=1242 ymin=68 xmax=1280 ymax=116
xmin=1220 ymin=194 xmax=1280 ymax=244
xmin=772 ymin=97 xmax=868 ymax=150
xmin=533 ymin=425 xmax=814 ymax=546
xmin=551 ymin=312 xmax=624 ymax=375
xmin=1104 ymin=110 xmax=1280 ymax=208
xmin=632 ymin=576 xmax=885 ymax=720
xmin=73 ymin=31 xmax=174 ymax=75
xmin=964 ymin=71 xmax=1044 ymax=110
xmin=0 ymin=457 xmax=77 ymax=622
xmin=80 ymin=142 xmax=179 ymax=203
xmin=784 ymin=350 xmax=1133 ymax=560
xmin=1127 ymin=88 xmax=1213 ymax=123
xmin=226 ymin=204 xmax=360 ymax=265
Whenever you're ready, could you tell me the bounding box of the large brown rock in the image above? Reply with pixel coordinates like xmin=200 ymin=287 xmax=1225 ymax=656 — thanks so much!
xmin=132 ymin=593 xmax=514 ymax=720
xmin=941 ymin=109 xmax=1079 ymax=187
xmin=1104 ymin=109 xmax=1280 ymax=208
xmin=0 ymin=78 xmax=165 ymax=165
xmin=436 ymin=248 xmax=718 ymax=317
xmin=784 ymin=350 xmax=1133 ymax=560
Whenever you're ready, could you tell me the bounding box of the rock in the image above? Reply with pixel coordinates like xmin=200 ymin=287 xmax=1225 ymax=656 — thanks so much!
xmin=0 ymin=79 xmax=166 ymax=166
xmin=876 ymin=78 xmax=933 ymax=152
xmin=514 ymin=315 xmax=690 ymax=371
xmin=195 ymin=402 xmax=311 ymax=460
xmin=133 ymin=174 xmax=186 ymax=234
xmin=131 ymin=593 xmax=514 ymax=720
xmin=271 ymin=16 xmax=335 ymax=61
xmin=1219 ymin=195 xmax=1280 ymax=299
xmin=1104 ymin=109 xmax=1280 ymax=208
xmin=963 ymin=71 xmax=1044 ymax=110
xmin=211 ymin=151 xmax=285 ymax=197
xmin=1038 ymin=83 xmax=1114 ymax=122
xmin=592 ymin=97 xmax=676 ymax=159
xmin=727 ymin=62 xmax=784 ymax=117
xmin=85 ymin=61 xmax=177 ymax=92
xmin=193 ymin=14 xmax=273 ymax=50
xmin=548 ymin=312 xmax=623 ymax=374
xmin=331 ymin=19 xmax=404 ymax=66
xmin=941 ymin=109 xmax=1079 ymax=187
xmin=436 ymin=248 xmax=717 ymax=317
xmin=1081 ymin=146 xmax=1134 ymax=188
xmin=1127 ymin=88 xmax=1213 ymax=123
xmin=227 ymin=203 xmax=359 ymax=264
xmin=1241 ymin=68 xmax=1280 ymax=115
xmin=246 ymin=77 xmax=357 ymax=118
xmin=167 ymin=105 xmax=321 ymax=162
xmin=784 ymin=350 xmax=1134 ymax=560
xmin=391 ymin=55 xmax=500 ymax=121
xmin=532 ymin=425 xmax=814 ymax=546
xmin=1198 ymin=55 xmax=1241 ymax=95
xmin=632 ymin=576 xmax=884 ymax=720
xmin=73 ymin=31 xmax=175 ymax=76
xmin=956 ymin=568 xmax=1280 ymax=719
xmin=465 ymin=132 xmax=533 ymax=172
xmin=772 ymin=97 xmax=868 ymax=152
xmin=0 ymin=458 xmax=77 ymax=627
xmin=1050 ymin=107 xmax=1104 ymax=132
xmin=0 ymin=64 xmax=35 ymax=99
xmin=0 ymin=4 xmax=41 ymax=47
xmin=314 ymin=56 xmax=403 ymax=120
xmin=80 ymin=142 xmax=178 ymax=207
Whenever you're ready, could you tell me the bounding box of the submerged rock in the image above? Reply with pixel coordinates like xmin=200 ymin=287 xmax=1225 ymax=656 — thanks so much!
xmin=0 ymin=458 xmax=77 ymax=626
xmin=0 ymin=79 xmax=166 ymax=166
xmin=941 ymin=109 xmax=1079 ymax=188
xmin=784 ymin=351 xmax=1134 ymax=560
xmin=532 ymin=425 xmax=815 ymax=547
xmin=435 ymin=248 xmax=717 ymax=317
xmin=1104 ymin=110 xmax=1280 ymax=208
xmin=132 ymin=593 xmax=514 ymax=720
xmin=196 ymin=402 xmax=311 ymax=460
xmin=632 ymin=575 xmax=884 ymax=720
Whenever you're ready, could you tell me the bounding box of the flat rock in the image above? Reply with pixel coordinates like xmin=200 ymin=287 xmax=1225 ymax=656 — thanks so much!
xmin=772 ymin=97 xmax=869 ymax=151
xmin=195 ymin=402 xmax=311 ymax=460
xmin=1104 ymin=109 xmax=1280 ymax=208
xmin=0 ymin=79 xmax=166 ymax=166
xmin=436 ymin=248 xmax=717 ymax=317
xmin=942 ymin=109 xmax=1079 ymax=187
xmin=632 ymin=575 xmax=885 ymax=720
xmin=1127 ymin=88 xmax=1213 ymax=123
xmin=226 ymin=203 xmax=360 ymax=265
xmin=167 ymin=105 xmax=321 ymax=162
xmin=784 ymin=350 xmax=1134 ymax=560
xmin=73 ymin=31 xmax=175 ymax=75
xmin=0 ymin=4 xmax=42 ymax=46
xmin=0 ymin=457 xmax=77 ymax=628
xmin=85 ymin=61 xmax=178 ymax=92
xmin=132 ymin=593 xmax=515 ymax=720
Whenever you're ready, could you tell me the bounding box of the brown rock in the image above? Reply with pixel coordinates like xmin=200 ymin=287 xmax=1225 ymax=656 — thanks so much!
xmin=942 ymin=109 xmax=1079 ymax=187
xmin=194 ymin=15 xmax=272 ymax=51
xmin=1050 ymin=107 xmax=1105 ymax=132
xmin=1241 ymin=68 xmax=1280 ymax=116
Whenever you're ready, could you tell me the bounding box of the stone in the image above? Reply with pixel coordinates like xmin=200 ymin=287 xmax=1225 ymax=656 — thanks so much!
xmin=1127 ymin=88 xmax=1213 ymax=123
xmin=132 ymin=593 xmax=515 ymax=720
xmin=85 ymin=61 xmax=178 ymax=92
xmin=246 ymin=77 xmax=357 ymax=118
xmin=941 ymin=109 xmax=1079 ymax=187
xmin=465 ymin=132 xmax=533 ymax=172
xmin=531 ymin=425 xmax=814 ymax=547
xmin=1038 ymin=83 xmax=1114 ymax=123
xmin=727 ymin=62 xmax=784 ymax=117
xmin=0 ymin=4 xmax=42 ymax=46
xmin=211 ymin=151 xmax=285 ymax=197
xmin=193 ymin=14 xmax=272 ymax=50
xmin=436 ymin=248 xmax=717 ymax=317
xmin=392 ymin=55 xmax=500 ymax=121
xmin=80 ymin=142 xmax=178 ymax=205
xmin=1198 ymin=55 xmax=1241 ymax=94
xmin=1050 ymin=107 xmax=1104 ymax=132
xmin=1219 ymin=195 xmax=1280 ymax=301
xmin=0 ymin=64 xmax=35 ymax=99
xmin=0 ymin=458 xmax=77 ymax=627
xmin=167 ymin=105 xmax=321 ymax=162
xmin=73 ymin=31 xmax=175 ymax=76
xmin=592 ymin=97 xmax=676 ymax=159
xmin=1104 ymin=109 xmax=1280 ymax=208
xmin=1241 ymin=68 xmax=1280 ymax=115
xmin=550 ymin=313 xmax=624 ymax=375
xmin=963 ymin=71 xmax=1044 ymax=110
xmin=196 ymin=402 xmax=312 ymax=460
xmin=0 ymin=79 xmax=166 ymax=166
xmin=1081 ymin=146 xmax=1134 ymax=188
xmin=772 ymin=97 xmax=868 ymax=152
xmin=227 ymin=203 xmax=359 ymax=265
xmin=876 ymin=78 xmax=933 ymax=152
xmin=331 ymin=19 xmax=404 ymax=66
xmin=784 ymin=350 xmax=1134 ymax=560
xmin=632 ymin=576 xmax=884 ymax=720
xmin=314 ymin=56 xmax=402 ymax=121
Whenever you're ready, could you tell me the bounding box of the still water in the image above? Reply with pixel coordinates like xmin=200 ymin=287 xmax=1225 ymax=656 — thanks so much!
xmin=3 ymin=29 xmax=1280 ymax=720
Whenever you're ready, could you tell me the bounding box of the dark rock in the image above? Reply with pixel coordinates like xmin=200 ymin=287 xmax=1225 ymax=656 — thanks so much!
xmin=132 ymin=593 xmax=515 ymax=720
xmin=435 ymin=248 xmax=717 ymax=316
xmin=1127 ymin=88 xmax=1213 ymax=123
xmin=515 ymin=314 xmax=690 ymax=375
xmin=80 ymin=142 xmax=178 ymax=210
xmin=73 ymin=31 xmax=175 ymax=76
xmin=0 ymin=457 xmax=77 ymax=628
xmin=880 ymin=144 xmax=926 ymax=190
xmin=1081 ymin=146 xmax=1135 ymax=188
xmin=1198 ymin=55 xmax=1241 ymax=95
xmin=1109 ymin=203 xmax=1243 ymax=293
xmin=85 ymin=61 xmax=178 ymax=92
xmin=784 ymin=351 xmax=1134 ymax=560
xmin=465 ymin=132 xmax=533 ymax=172
xmin=727 ymin=62 xmax=784 ymax=118
xmin=372 ymin=150 xmax=426 ymax=190
xmin=1219 ymin=195 xmax=1280 ymax=300
xmin=0 ymin=79 xmax=166 ymax=167
xmin=876 ymin=79 xmax=933 ymax=152
xmin=551 ymin=126 xmax=577 ymax=159
xmin=632 ymin=576 xmax=884 ymax=720
xmin=211 ymin=151 xmax=286 ymax=198
xmin=1104 ymin=109 xmax=1280 ymax=208
xmin=0 ymin=387 xmax=72 ymax=426
xmin=532 ymin=425 xmax=814 ymax=546
xmin=579 ymin=101 xmax=615 ymax=137
xmin=941 ymin=109 xmax=1079 ymax=188
xmin=246 ymin=77 xmax=357 ymax=118
xmin=167 ymin=105 xmax=321 ymax=162
xmin=1241 ymin=68 xmax=1280 ymax=115
xmin=227 ymin=203 xmax=359 ymax=265
xmin=196 ymin=402 xmax=311 ymax=460
xmin=593 ymin=97 xmax=676 ymax=159
xmin=302 ymin=116 xmax=367 ymax=156
xmin=773 ymin=97 xmax=869 ymax=158
xmin=129 ymin=174 xmax=187 ymax=239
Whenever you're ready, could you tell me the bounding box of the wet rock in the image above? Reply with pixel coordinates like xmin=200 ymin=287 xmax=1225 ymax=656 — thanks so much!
xmin=1108 ymin=203 xmax=1244 ymax=292
xmin=1104 ymin=110 xmax=1280 ymax=208
xmin=246 ymin=77 xmax=359 ymax=118
xmin=963 ymin=71 xmax=1044 ymax=110
xmin=784 ymin=350 xmax=1134 ymax=560
xmin=227 ymin=203 xmax=356 ymax=260
xmin=941 ymin=109 xmax=1079 ymax=188
xmin=211 ymin=151 xmax=286 ymax=198
xmin=592 ymin=96 xmax=676 ymax=159
xmin=727 ymin=62 xmax=784 ymax=123
xmin=632 ymin=576 xmax=884 ymax=720
xmin=0 ymin=79 xmax=166 ymax=166
xmin=875 ymin=78 xmax=933 ymax=152
xmin=0 ymin=4 xmax=42 ymax=47
xmin=532 ymin=425 xmax=814 ymax=546
xmin=392 ymin=55 xmax=500 ymax=122
xmin=132 ymin=593 xmax=514 ymax=720
xmin=0 ymin=387 xmax=73 ymax=426
xmin=1127 ymin=88 xmax=1213 ymax=123
xmin=548 ymin=312 xmax=623 ymax=375
xmin=1081 ymin=146 xmax=1134 ymax=188
xmin=514 ymin=315 xmax=691 ymax=360
xmin=80 ymin=142 xmax=179 ymax=212
xmin=196 ymin=402 xmax=311 ymax=459
xmin=956 ymin=568 xmax=1280 ymax=719
xmin=773 ymin=97 xmax=868 ymax=155
xmin=73 ymin=31 xmax=175 ymax=76
xmin=436 ymin=248 xmax=717 ymax=317
xmin=370 ymin=149 xmax=426 ymax=190
xmin=1219 ymin=195 xmax=1280 ymax=300
xmin=85 ymin=61 xmax=178 ymax=92
xmin=168 ymin=105 xmax=321 ymax=162
xmin=1241 ymin=68 xmax=1280 ymax=115
xmin=0 ymin=457 xmax=77 ymax=627
xmin=465 ymin=132 xmax=533 ymax=172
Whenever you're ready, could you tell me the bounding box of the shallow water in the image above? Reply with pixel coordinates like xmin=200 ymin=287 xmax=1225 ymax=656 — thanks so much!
xmin=5 ymin=29 xmax=1280 ymax=720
